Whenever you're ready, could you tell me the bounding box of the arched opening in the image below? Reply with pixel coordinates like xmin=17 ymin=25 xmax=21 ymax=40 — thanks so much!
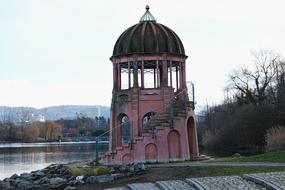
xmin=118 ymin=114 xmax=131 ymax=145
xmin=142 ymin=112 xmax=156 ymax=131
xmin=168 ymin=130 xmax=181 ymax=160
xmin=187 ymin=117 xmax=198 ymax=155
xmin=122 ymin=153 xmax=133 ymax=164
xmin=145 ymin=143 xmax=158 ymax=162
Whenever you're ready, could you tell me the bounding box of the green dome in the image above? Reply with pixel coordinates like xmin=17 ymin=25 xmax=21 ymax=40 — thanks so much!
xmin=112 ymin=7 xmax=185 ymax=58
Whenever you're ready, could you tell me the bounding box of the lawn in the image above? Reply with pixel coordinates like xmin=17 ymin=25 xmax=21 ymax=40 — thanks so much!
xmin=214 ymin=150 xmax=285 ymax=162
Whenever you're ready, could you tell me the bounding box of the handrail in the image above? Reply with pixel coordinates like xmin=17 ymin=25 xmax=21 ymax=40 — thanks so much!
xmin=96 ymin=84 xmax=191 ymax=160
xmin=142 ymin=87 xmax=189 ymax=133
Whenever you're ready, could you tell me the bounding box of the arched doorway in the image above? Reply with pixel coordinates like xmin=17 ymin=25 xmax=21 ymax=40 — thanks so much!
xmin=119 ymin=114 xmax=131 ymax=145
xmin=187 ymin=117 xmax=197 ymax=155
xmin=145 ymin=143 xmax=158 ymax=162
xmin=168 ymin=130 xmax=181 ymax=159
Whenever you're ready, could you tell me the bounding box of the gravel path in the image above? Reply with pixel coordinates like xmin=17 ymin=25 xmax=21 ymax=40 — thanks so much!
xmin=147 ymin=161 xmax=285 ymax=168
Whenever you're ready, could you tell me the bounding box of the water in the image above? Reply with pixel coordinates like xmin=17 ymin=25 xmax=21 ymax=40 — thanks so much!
xmin=0 ymin=142 xmax=108 ymax=180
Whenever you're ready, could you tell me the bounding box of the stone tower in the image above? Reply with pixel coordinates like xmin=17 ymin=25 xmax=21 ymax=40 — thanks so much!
xmin=102 ymin=6 xmax=199 ymax=164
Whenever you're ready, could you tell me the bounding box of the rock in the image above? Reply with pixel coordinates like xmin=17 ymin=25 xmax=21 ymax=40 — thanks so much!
xmin=137 ymin=163 xmax=146 ymax=171
xmin=109 ymin=167 xmax=116 ymax=173
xmin=3 ymin=178 xmax=9 ymax=182
xmin=10 ymin=174 xmax=18 ymax=179
xmin=76 ymin=176 xmax=84 ymax=181
xmin=17 ymin=180 xmax=31 ymax=188
xmin=0 ymin=181 xmax=13 ymax=190
xmin=10 ymin=178 xmax=21 ymax=186
xmin=232 ymin=153 xmax=241 ymax=157
xmin=96 ymin=175 xmax=114 ymax=183
xmin=85 ymin=175 xmax=115 ymax=184
xmin=64 ymin=186 xmax=77 ymax=190
xmin=119 ymin=165 xmax=128 ymax=172
xmin=39 ymin=177 xmax=49 ymax=184
xmin=34 ymin=171 xmax=45 ymax=178
xmin=32 ymin=179 xmax=41 ymax=185
xmin=133 ymin=163 xmax=144 ymax=172
xmin=20 ymin=173 xmax=33 ymax=180
xmin=49 ymin=177 xmax=67 ymax=187
xmin=111 ymin=173 xmax=125 ymax=179
xmin=85 ymin=176 xmax=97 ymax=184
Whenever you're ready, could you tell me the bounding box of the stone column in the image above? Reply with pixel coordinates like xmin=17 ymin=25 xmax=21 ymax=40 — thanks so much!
xmin=156 ymin=60 xmax=160 ymax=87
xmin=128 ymin=61 xmax=131 ymax=88
xmin=133 ymin=61 xmax=139 ymax=88
xmin=182 ymin=62 xmax=186 ymax=88
xmin=170 ymin=61 xmax=173 ymax=88
xmin=176 ymin=65 xmax=179 ymax=91
xmin=179 ymin=62 xmax=182 ymax=89
xmin=113 ymin=62 xmax=117 ymax=89
xmin=141 ymin=60 xmax=145 ymax=88
xmin=162 ymin=60 xmax=168 ymax=87
xmin=154 ymin=68 xmax=156 ymax=88
xmin=117 ymin=63 xmax=121 ymax=90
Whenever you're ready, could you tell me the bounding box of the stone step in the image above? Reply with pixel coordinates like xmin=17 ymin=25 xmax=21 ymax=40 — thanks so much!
xmin=156 ymin=180 xmax=196 ymax=190
xmin=186 ymin=176 xmax=263 ymax=190
xmin=134 ymin=137 xmax=144 ymax=141
xmin=190 ymin=154 xmax=211 ymax=161
xmin=243 ymin=171 xmax=285 ymax=190
xmin=116 ymin=147 xmax=123 ymax=151
xmin=142 ymin=133 xmax=151 ymax=137
xmin=104 ymin=187 xmax=129 ymax=190
xmin=127 ymin=182 xmax=161 ymax=190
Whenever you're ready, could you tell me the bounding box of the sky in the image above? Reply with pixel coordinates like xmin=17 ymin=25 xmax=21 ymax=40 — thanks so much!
xmin=0 ymin=0 xmax=285 ymax=109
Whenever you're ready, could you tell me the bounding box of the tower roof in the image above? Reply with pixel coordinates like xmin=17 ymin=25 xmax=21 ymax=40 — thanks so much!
xmin=139 ymin=5 xmax=156 ymax=23
xmin=112 ymin=6 xmax=186 ymax=58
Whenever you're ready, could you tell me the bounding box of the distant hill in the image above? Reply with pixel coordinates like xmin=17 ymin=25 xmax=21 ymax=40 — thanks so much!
xmin=0 ymin=105 xmax=110 ymax=123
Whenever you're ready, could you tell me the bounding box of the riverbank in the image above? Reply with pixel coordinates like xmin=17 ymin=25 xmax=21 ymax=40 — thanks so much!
xmin=2 ymin=161 xmax=284 ymax=190
xmin=1 ymin=151 xmax=284 ymax=190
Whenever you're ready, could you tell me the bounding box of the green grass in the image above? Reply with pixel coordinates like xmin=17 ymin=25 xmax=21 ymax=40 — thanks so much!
xmin=191 ymin=166 xmax=285 ymax=176
xmin=213 ymin=151 xmax=285 ymax=162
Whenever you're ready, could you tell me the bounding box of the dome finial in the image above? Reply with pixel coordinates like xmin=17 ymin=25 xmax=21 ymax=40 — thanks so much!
xmin=140 ymin=5 xmax=156 ymax=23
xmin=146 ymin=5 xmax=150 ymax=11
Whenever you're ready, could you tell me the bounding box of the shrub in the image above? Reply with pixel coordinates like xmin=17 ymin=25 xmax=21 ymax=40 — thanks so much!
xmin=68 ymin=165 xmax=97 ymax=176
xmin=266 ymin=126 xmax=285 ymax=151
xmin=68 ymin=165 xmax=81 ymax=176
xmin=95 ymin=166 xmax=108 ymax=175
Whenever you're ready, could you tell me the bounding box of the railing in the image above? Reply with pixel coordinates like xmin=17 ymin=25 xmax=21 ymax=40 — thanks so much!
xmin=95 ymin=82 xmax=195 ymax=162
xmin=142 ymin=86 xmax=190 ymax=133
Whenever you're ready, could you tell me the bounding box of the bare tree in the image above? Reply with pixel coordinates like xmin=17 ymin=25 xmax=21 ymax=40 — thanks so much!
xmin=227 ymin=50 xmax=279 ymax=105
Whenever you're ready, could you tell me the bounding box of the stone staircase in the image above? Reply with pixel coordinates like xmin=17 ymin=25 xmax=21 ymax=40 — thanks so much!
xmin=101 ymin=100 xmax=189 ymax=164
xmin=142 ymin=100 xmax=187 ymax=133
